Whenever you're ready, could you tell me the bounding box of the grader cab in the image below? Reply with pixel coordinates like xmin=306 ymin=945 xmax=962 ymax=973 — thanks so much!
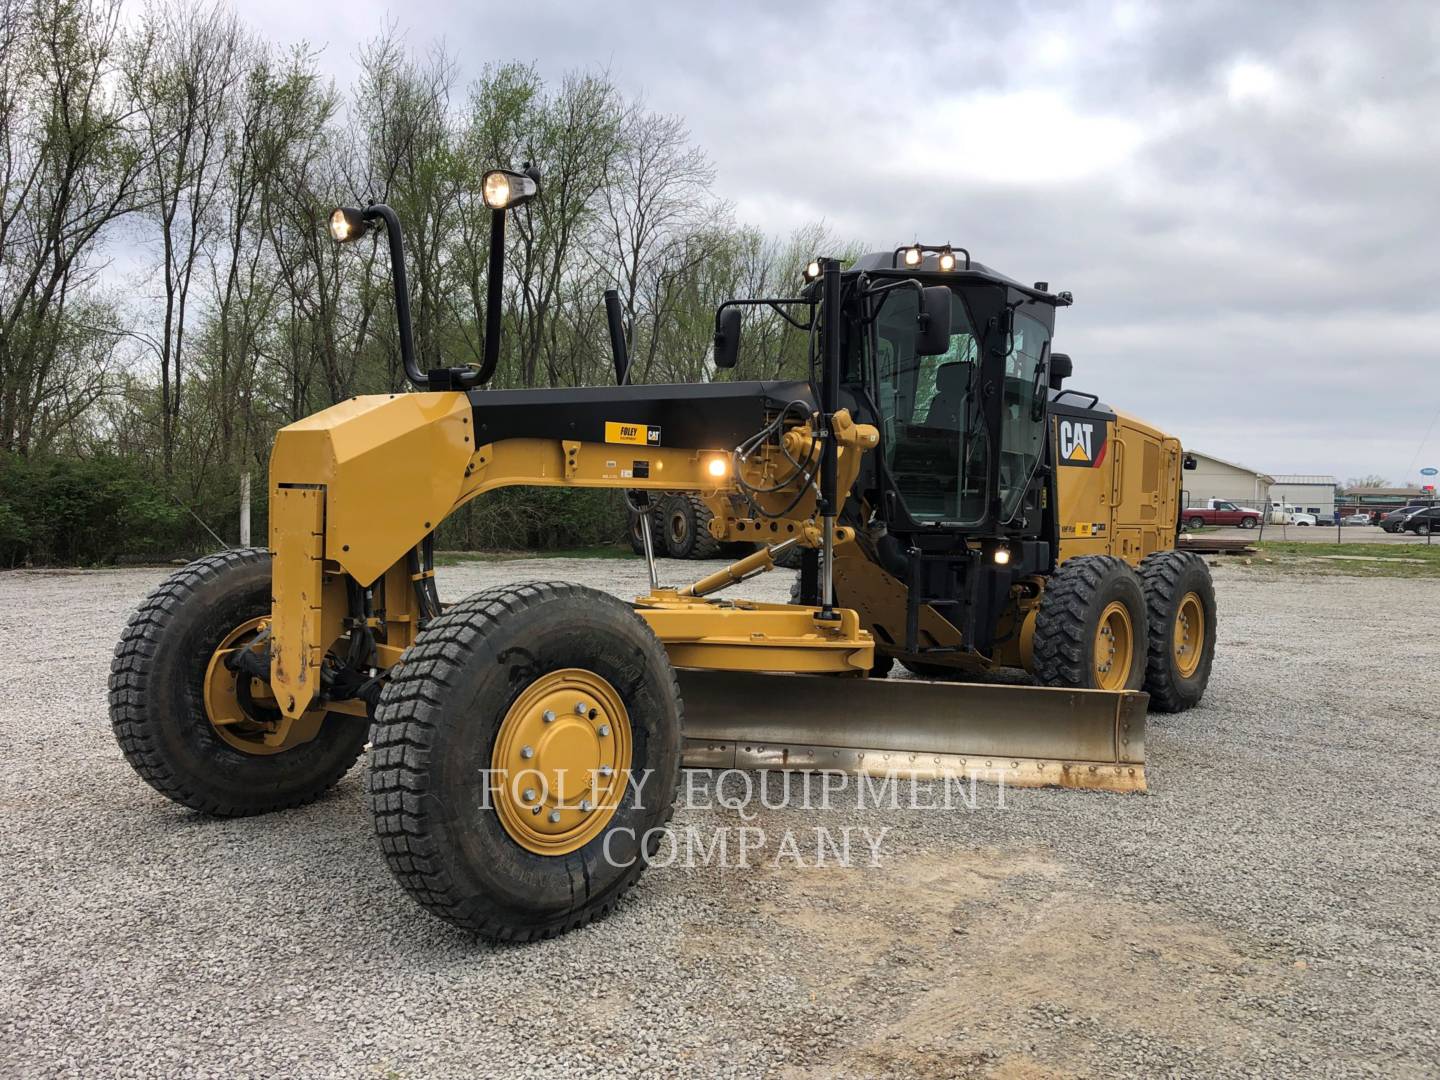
xmin=109 ymin=167 xmax=1217 ymax=941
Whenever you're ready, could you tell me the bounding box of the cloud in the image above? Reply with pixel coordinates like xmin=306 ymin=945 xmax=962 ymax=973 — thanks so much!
xmin=236 ymin=0 xmax=1440 ymax=483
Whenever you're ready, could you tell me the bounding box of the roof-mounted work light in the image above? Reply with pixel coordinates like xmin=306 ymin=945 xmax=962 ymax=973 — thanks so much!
xmin=482 ymin=169 xmax=540 ymax=210
xmin=328 ymin=207 xmax=368 ymax=244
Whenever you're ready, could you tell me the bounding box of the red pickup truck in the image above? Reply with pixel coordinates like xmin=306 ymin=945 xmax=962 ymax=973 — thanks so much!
xmin=1183 ymin=498 xmax=1262 ymax=529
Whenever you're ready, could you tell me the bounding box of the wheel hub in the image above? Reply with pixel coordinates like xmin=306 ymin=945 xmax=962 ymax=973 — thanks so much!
xmin=1172 ymin=591 xmax=1205 ymax=678
xmin=491 ymin=668 xmax=632 ymax=856
xmin=203 ymin=616 xmax=324 ymax=755
xmin=1092 ymin=601 xmax=1134 ymax=691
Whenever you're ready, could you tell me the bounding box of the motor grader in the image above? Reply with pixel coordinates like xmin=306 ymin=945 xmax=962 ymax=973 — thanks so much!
xmin=109 ymin=168 xmax=1217 ymax=941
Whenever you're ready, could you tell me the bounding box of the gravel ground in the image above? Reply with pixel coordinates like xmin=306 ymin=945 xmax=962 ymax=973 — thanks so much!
xmin=1 ymin=556 xmax=1437 ymax=1079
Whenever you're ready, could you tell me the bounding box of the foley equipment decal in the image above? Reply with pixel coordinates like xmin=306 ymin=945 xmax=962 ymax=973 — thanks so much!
xmin=605 ymin=421 xmax=662 ymax=447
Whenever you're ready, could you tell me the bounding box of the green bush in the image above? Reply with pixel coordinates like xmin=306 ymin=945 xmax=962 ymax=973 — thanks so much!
xmin=437 ymin=487 xmax=625 ymax=551
xmin=0 ymin=453 xmax=189 ymax=566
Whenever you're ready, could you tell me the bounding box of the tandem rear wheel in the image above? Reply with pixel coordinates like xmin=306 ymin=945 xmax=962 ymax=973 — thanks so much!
xmin=368 ymin=581 xmax=683 ymax=940
xmin=1032 ymin=555 xmax=1149 ymax=692
xmin=1138 ymin=550 xmax=1217 ymax=712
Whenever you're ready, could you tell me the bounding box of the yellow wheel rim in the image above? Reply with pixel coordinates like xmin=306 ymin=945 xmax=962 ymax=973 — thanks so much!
xmin=491 ymin=668 xmax=633 ymax=856
xmin=1172 ymin=592 xmax=1205 ymax=679
xmin=1093 ymin=601 xmax=1134 ymax=692
xmin=203 ymin=616 xmax=325 ymax=755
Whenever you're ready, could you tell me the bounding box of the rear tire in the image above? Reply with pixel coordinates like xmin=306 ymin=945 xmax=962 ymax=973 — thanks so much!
xmin=626 ymin=502 xmax=662 ymax=557
xmin=1138 ymin=551 xmax=1217 ymax=712
xmin=1032 ymin=555 xmax=1148 ymax=692
xmin=368 ymin=582 xmax=683 ymax=940
xmin=108 ymin=549 xmax=368 ymax=816
xmin=662 ymin=494 xmax=721 ymax=559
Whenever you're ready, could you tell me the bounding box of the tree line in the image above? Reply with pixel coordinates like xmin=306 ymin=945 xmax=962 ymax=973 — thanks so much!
xmin=0 ymin=0 xmax=842 ymax=565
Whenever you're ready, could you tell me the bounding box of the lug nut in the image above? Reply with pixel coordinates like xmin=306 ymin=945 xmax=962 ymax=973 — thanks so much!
xmin=542 ymin=709 xmax=556 ymax=723
xmin=599 ymin=765 xmax=613 ymax=778
xmin=531 ymin=805 xmax=541 ymax=815
xmin=580 ymin=799 xmax=593 ymax=813
xmin=520 ymin=745 xmax=534 ymax=759
xmin=548 ymin=810 xmax=561 ymax=823
xmin=575 ymin=701 xmax=589 ymax=715
xmin=522 ymin=788 xmax=536 ymax=801
xmin=597 ymin=724 xmax=610 ymax=737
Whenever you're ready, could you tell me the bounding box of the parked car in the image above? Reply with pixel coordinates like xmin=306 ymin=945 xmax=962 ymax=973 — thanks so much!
xmin=1381 ymin=505 xmax=1432 ymax=533
xmin=1289 ymin=512 xmax=1317 ymax=526
xmin=1402 ymin=507 xmax=1440 ymax=536
xmin=1342 ymin=513 xmax=1372 ymax=526
xmin=1183 ymin=499 xmax=1262 ymax=529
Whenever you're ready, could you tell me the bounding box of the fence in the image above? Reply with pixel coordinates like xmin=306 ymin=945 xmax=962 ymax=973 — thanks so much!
xmin=1179 ymin=490 xmax=1436 ymax=545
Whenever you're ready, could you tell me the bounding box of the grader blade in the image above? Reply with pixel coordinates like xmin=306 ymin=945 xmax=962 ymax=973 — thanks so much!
xmin=676 ymin=670 xmax=1148 ymax=793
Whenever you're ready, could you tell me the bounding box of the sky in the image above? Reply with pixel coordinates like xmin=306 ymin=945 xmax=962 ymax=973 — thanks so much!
xmin=231 ymin=0 xmax=1440 ymax=485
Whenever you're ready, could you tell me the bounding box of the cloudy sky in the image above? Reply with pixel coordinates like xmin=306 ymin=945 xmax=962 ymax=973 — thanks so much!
xmin=236 ymin=0 xmax=1439 ymax=485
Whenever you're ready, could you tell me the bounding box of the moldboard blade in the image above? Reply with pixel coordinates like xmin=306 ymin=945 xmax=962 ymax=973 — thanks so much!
xmin=675 ymin=669 xmax=1147 ymax=793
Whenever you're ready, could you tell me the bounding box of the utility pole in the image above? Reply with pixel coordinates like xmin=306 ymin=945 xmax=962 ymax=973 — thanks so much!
xmin=240 ymin=472 xmax=251 ymax=548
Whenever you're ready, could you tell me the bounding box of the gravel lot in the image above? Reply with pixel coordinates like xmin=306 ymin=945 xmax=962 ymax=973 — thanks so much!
xmin=1 ymin=556 xmax=1437 ymax=1079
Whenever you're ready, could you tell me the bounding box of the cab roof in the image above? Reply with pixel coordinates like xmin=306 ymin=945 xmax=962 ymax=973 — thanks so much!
xmin=848 ymin=250 xmax=1066 ymax=305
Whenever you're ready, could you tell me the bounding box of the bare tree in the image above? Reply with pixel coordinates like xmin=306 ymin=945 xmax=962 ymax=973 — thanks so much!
xmin=0 ymin=0 xmax=143 ymax=455
xmin=124 ymin=0 xmax=246 ymax=474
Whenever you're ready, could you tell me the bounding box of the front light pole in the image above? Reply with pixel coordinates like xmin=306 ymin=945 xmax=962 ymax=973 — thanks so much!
xmin=478 ymin=208 xmax=506 ymax=385
xmin=362 ymin=204 xmax=427 ymax=390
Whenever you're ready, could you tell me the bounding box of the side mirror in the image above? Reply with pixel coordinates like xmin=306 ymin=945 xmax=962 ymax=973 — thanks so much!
xmin=915 ymin=286 xmax=952 ymax=356
xmin=714 ymin=307 xmax=741 ymax=369
xmin=1183 ymin=454 xmax=1198 ymax=471
xmin=1048 ymin=352 xmax=1072 ymax=390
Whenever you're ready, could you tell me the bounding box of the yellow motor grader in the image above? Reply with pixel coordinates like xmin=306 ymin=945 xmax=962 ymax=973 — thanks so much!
xmin=109 ymin=168 xmax=1216 ymax=941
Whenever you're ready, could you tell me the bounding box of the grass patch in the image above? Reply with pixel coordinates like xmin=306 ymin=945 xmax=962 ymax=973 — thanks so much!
xmin=1249 ymin=540 xmax=1440 ymax=578
xmin=434 ymin=544 xmax=634 ymax=566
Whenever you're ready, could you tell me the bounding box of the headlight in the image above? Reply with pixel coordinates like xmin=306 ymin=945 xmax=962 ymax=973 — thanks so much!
xmin=903 ymin=245 xmax=922 ymax=267
xmin=482 ymin=168 xmax=539 ymax=210
xmin=328 ymin=207 xmax=367 ymax=244
xmin=937 ymin=247 xmax=956 ymax=272
xmin=803 ymin=259 xmax=821 ymax=281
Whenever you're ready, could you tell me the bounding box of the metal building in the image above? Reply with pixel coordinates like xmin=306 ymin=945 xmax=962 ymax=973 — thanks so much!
xmin=1182 ymin=452 xmax=1273 ymax=510
xmin=1269 ymin=475 xmax=1337 ymax=520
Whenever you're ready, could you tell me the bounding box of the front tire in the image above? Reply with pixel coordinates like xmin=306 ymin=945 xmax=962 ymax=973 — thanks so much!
xmin=1138 ymin=551 xmax=1217 ymax=712
xmin=108 ymin=549 xmax=368 ymax=816
xmin=368 ymin=582 xmax=683 ymax=940
xmin=1032 ymin=555 xmax=1149 ymax=692
xmin=1239 ymin=516 xmax=1258 ymax=529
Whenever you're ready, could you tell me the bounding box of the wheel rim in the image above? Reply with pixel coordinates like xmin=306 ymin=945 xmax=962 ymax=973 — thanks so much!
xmin=491 ymin=668 xmax=633 ymax=856
xmin=203 ymin=616 xmax=325 ymax=755
xmin=668 ymin=509 xmax=688 ymax=547
xmin=1092 ymin=601 xmax=1134 ymax=691
xmin=1172 ymin=592 xmax=1205 ymax=679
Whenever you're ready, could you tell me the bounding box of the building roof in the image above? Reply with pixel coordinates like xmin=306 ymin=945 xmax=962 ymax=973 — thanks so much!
xmin=1344 ymin=486 xmax=1426 ymax=498
xmin=1272 ymin=474 xmax=1337 ymax=486
xmin=1189 ymin=451 xmax=1275 ymax=484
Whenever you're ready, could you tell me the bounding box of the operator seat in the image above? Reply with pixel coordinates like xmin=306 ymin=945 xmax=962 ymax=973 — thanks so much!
xmin=924 ymin=363 xmax=970 ymax=429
